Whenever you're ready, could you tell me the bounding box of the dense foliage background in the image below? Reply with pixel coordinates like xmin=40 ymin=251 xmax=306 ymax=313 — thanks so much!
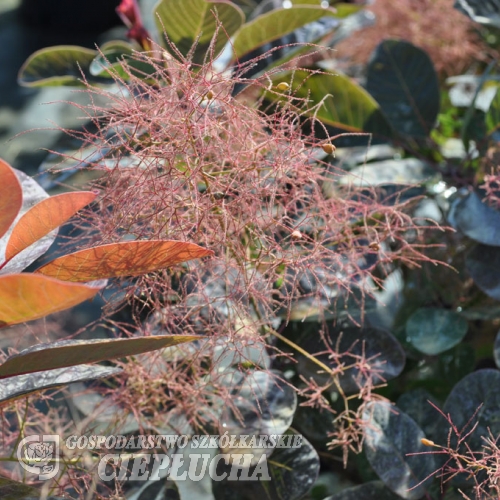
xmin=2 ymin=0 xmax=500 ymax=499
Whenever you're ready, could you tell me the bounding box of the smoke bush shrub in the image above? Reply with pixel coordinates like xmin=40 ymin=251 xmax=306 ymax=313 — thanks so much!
xmin=50 ymin=47 xmax=443 ymax=440
xmin=334 ymin=0 xmax=490 ymax=78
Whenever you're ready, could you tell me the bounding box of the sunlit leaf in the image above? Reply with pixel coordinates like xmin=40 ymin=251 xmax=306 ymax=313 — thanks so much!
xmin=448 ymin=190 xmax=500 ymax=246
xmin=363 ymin=402 xmax=435 ymax=499
xmin=339 ymin=158 xmax=435 ymax=187
xmin=406 ymin=308 xmax=468 ymax=356
xmin=0 ymin=335 xmax=200 ymax=378
xmin=5 ymin=191 xmax=96 ymax=262
xmin=89 ymin=42 xmax=134 ymax=78
xmin=154 ymin=0 xmax=244 ymax=64
xmin=275 ymin=69 xmax=393 ymax=136
xmin=36 ymin=240 xmax=213 ymax=281
xmin=465 ymin=243 xmax=500 ymax=300
xmin=18 ymin=45 xmax=99 ymax=87
xmin=486 ymin=87 xmax=500 ymax=134
xmin=454 ymin=0 xmax=500 ymax=28
xmin=366 ymin=40 xmax=440 ymax=137
xmin=89 ymin=43 xmax=158 ymax=80
xmin=0 ymin=159 xmax=22 ymax=240
xmin=0 ymin=274 xmax=103 ymax=327
xmin=0 ymin=170 xmax=53 ymax=274
xmin=232 ymin=6 xmax=338 ymax=60
xmin=0 ymin=365 xmax=121 ymax=405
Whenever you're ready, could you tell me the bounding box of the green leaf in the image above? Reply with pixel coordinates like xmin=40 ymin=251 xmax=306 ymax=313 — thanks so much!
xmin=366 ymin=39 xmax=440 ymax=137
xmin=89 ymin=43 xmax=158 ymax=81
xmin=89 ymin=42 xmax=135 ymax=79
xmin=486 ymin=87 xmax=500 ymax=135
xmin=154 ymin=0 xmax=244 ymax=64
xmin=232 ymin=5 xmax=338 ymax=60
xmin=273 ymin=69 xmax=393 ymax=136
xmin=18 ymin=46 xmax=99 ymax=87
xmin=363 ymin=402 xmax=435 ymax=499
xmin=406 ymin=308 xmax=469 ymax=356
xmin=0 ymin=335 xmax=200 ymax=379
xmin=0 ymin=365 xmax=121 ymax=405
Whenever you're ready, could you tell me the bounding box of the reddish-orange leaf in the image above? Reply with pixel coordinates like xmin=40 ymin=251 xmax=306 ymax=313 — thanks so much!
xmin=5 ymin=191 xmax=96 ymax=262
xmin=35 ymin=240 xmax=214 ymax=282
xmin=0 ymin=159 xmax=22 ymax=240
xmin=0 ymin=274 xmax=103 ymax=327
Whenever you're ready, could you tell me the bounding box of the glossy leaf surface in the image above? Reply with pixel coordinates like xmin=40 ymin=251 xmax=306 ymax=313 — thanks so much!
xmin=18 ymin=46 xmax=98 ymax=87
xmin=324 ymin=481 xmax=402 ymax=500
xmin=465 ymin=243 xmax=500 ymax=300
xmin=0 ymin=335 xmax=200 ymax=378
xmin=232 ymin=6 xmax=338 ymax=60
xmin=0 ymin=274 xmax=102 ymax=327
xmin=213 ymin=432 xmax=319 ymax=500
xmin=494 ymin=330 xmax=500 ymax=368
xmin=448 ymin=190 xmax=500 ymax=246
xmin=279 ymin=69 xmax=393 ymax=136
xmin=36 ymin=240 xmax=213 ymax=281
xmin=454 ymin=0 xmax=500 ymax=28
xmin=5 ymin=191 xmax=96 ymax=262
xmin=154 ymin=0 xmax=244 ymax=64
xmin=406 ymin=308 xmax=468 ymax=356
xmin=0 ymin=170 xmax=53 ymax=274
xmin=486 ymin=87 xmax=500 ymax=134
xmin=363 ymin=402 xmax=435 ymax=499
xmin=0 ymin=365 xmax=121 ymax=405
xmin=366 ymin=40 xmax=440 ymax=137
xmin=0 ymin=159 xmax=22 ymax=240
xmin=219 ymin=370 xmax=297 ymax=439
xmin=397 ymin=389 xmax=440 ymax=440
xmin=442 ymin=369 xmax=500 ymax=452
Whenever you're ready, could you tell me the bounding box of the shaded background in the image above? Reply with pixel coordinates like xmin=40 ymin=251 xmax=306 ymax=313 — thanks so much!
xmin=0 ymin=0 xmax=123 ymax=174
